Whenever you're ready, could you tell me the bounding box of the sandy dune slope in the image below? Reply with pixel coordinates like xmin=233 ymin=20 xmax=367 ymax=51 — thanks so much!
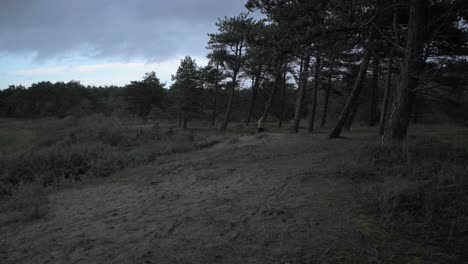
xmin=1 ymin=133 xmax=371 ymax=264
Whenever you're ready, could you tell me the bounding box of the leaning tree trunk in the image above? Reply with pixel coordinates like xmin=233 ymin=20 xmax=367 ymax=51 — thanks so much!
xmin=260 ymin=69 xmax=282 ymax=122
xmin=321 ymin=59 xmax=335 ymax=128
xmin=211 ymin=63 xmax=220 ymax=127
xmin=383 ymin=0 xmax=427 ymax=143
xmin=246 ymin=65 xmax=263 ymax=126
xmin=278 ymin=68 xmax=288 ymax=128
xmin=379 ymin=56 xmax=393 ymax=135
xmin=328 ymin=50 xmax=372 ymax=139
xmin=344 ymin=102 xmax=360 ymax=131
xmin=369 ymin=57 xmax=379 ymax=126
xmin=220 ymin=71 xmax=239 ymax=132
xmin=307 ymin=56 xmax=321 ymax=132
xmin=292 ymin=56 xmax=311 ymax=133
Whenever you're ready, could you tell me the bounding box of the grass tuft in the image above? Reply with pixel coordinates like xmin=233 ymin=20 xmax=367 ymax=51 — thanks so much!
xmin=341 ymin=136 xmax=468 ymax=262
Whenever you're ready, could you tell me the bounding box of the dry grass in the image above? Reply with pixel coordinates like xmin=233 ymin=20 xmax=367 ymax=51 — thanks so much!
xmin=336 ymin=134 xmax=468 ymax=263
xmin=0 ymin=183 xmax=48 ymax=225
xmin=0 ymin=115 xmax=225 ymax=223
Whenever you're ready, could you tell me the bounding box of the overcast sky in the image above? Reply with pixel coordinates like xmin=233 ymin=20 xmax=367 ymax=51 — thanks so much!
xmin=0 ymin=0 xmax=250 ymax=88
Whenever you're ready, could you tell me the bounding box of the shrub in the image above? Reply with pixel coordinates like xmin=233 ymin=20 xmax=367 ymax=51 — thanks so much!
xmin=0 ymin=182 xmax=48 ymax=224
xmin=1 ymin=116 xmax=224 ymax=195
xmin=347 ymin=138 xmax=468 ymax=262
xmin=0 ymin=116 xmax=224 ymax=223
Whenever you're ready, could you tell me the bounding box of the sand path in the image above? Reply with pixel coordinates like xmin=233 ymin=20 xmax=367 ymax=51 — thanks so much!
xmin=1 ymin=133 xmax=371 ymax=263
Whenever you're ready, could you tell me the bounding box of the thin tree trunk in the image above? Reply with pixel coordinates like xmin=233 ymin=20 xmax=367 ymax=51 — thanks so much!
xmin=278 ymin=67 xmax=288 ymax=128
xmin=182 ymin=111 xmax=188 ymax=129
xmin=345 ymin=102 xmax=360 ymax=131
xmin=321 ymin=59 xmax=335 ymax=128
xmin=379 ymin=56 xmax=393 ymax=135
xmin=413 ymin=92 xmax=418 ymax=123
xmin=246 ymin=65 xmax=263 ymax=126
xmin=328 ymin=50 xmax=372 ymax=139
xmin=379 ymin=5 xmax=398 ymax=135
xmin=178 ymin=112 xmax=182 ymax=128
xmin=211 ymin=63 xmax=220 ymax=127
xmin=308 ymin=56 xmax=321 ymax=132
xmin=260 ymin=69 xmax=281 ymax=122
xmin=369 ymin=57 xmax=379 ymax=126
xmin=292 ymin=56 xmax=310 ymax=133
xmin=383 ymin=0 xmax=427 ymax=143
xmin=220 ymin=71 xmax=238 ymax=132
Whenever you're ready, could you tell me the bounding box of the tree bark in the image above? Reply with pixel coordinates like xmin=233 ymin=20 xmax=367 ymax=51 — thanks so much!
xmin=182 ymin=111 xmax=188 ymax=129
xmin=383 ymin=0 xmax=427 ymax=143
xmin=220 ymin=71 xmax=238 ymax=132
xmin=321 ymin=59 xmax=335 ymax=128
xmin=328 ymin=50 xmax=372 ymax=139
xmin=379 ymin=56 xmax=393 ymax=135
xmin=369 ymin=57 xmax=379 ymax=126
xmin=413 ymin=92 xmax=418 ymax=124
xmin=278 ymin=67 xmax=288 ymax=128
xmin=211 ymin=63 xmax=220 ymax=127
xmin=246 ymin=65 xmax=263 ymax=126
xmin=308 ymin=56 xmax=321 ymax=132
xmin=260 ymin=68 xmax=282 ymax=122
xmin=344 ymin=102 xmax=360 ymax=131
xmin=378 ymin=4 xmax=398 ymax=135
xmin=291 ymin=56 xmax=310 ymax=133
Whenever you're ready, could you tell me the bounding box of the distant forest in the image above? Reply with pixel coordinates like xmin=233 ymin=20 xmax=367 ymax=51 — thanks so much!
xmin=1 ymin=0 xmax=467 ymax=141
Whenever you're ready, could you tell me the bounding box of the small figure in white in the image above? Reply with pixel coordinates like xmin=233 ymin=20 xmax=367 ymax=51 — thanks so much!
xmin=257 ymin=117 xmax=265 ymax=133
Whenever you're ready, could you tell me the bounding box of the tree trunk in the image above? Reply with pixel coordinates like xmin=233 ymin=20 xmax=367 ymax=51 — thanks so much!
xmin=292 ymin=56 xmax=310 ymax=133
xmin=177 ymin=112 xmax=181 ymax=128
xmin=307 ymin=56 xmax=321 ymax=132
xmin=246 ymin=65 xmax=263 ymax=126
xmin=278 ymin=68 xmax=288 ymax=128
xmin=379 ymin=56 xmax=393 ymax=135
xmin=328 ymin=50 xmax=372 ymax=139
xmin=344 ymin=102 xmax=360 ymax=131
xmin=383 ymin=0 xmax=427 ymax=143
xmin=211 ymin=63 xmax=220 ymax=127
xmin=321 ymin=59 xmax=334 ymax=128
xmin=182 ymin=111 xmax=188 ymax=129
xmin=220 ymin=71 xmax=238 ymax=132
xmin=369 ymin=57 xmax=379 ymax=126
xmin=412 ymin=92 xmax=418 ymax=124
xmin=378 ymin=4 xmax=398 ymax=135
xmin=260 ymin=69 xmax=281 ymax=122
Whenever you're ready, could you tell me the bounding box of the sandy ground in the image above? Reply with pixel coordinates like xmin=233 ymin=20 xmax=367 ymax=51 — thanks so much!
xmin=1 ymin=132 xmax=375 ymax=264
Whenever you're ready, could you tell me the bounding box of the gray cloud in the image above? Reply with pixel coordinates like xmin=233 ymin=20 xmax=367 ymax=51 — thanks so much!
xmin=0 ymin=0 xmax=249 ymax=61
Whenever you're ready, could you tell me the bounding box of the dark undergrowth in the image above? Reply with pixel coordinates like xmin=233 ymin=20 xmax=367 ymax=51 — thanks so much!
xmin=333 ymin=135 xmax=468 ymax=263
xmin=0 ymin=115 xmax=224 ymax=224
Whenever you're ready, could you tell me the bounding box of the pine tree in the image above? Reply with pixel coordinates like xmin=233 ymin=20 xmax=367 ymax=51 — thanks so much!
xmin=171 ymin=56 xmax=201 ymax=129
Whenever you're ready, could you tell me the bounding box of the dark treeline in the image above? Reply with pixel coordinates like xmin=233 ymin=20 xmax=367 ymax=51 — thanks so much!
xmin=0 ymin=69 xmax=298 ymax=124
xmin=1 ymin=0 xmax=468 ymax=143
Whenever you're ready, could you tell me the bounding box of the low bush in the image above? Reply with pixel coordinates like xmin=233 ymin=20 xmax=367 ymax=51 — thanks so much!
xmin=0 ymin=116 xmax=224 ymax=222
xmin=0 ymin=182 xmax=48 ymax=224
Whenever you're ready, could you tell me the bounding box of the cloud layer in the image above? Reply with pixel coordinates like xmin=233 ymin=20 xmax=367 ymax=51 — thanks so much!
xmin=0 ymin=0 xmax=247 ymax=61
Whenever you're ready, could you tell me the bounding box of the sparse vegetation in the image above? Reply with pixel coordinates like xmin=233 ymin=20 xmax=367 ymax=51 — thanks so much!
xmin=0 ymin=182 xmax=48 ymax=224
xmin=336 ymin=134 xmax=468 ymax=263
xmin=0 ymin=115 xmax=224 ymax=222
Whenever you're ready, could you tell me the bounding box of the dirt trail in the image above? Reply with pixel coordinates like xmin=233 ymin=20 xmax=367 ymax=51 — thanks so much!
xmin=1 ymin=133 xmax=374 ymax=264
